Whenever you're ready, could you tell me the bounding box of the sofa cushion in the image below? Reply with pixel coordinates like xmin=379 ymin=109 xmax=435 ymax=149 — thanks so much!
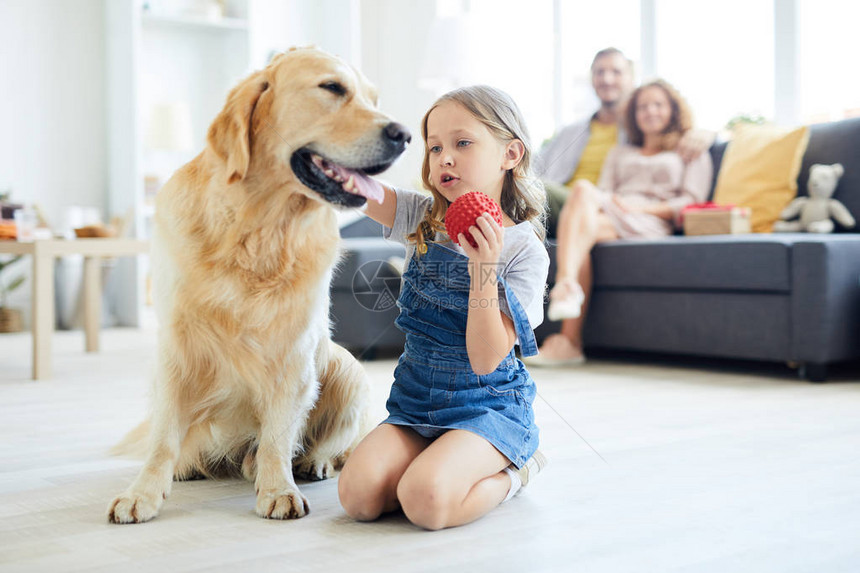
xmin=583 ymin=290 xmax=792 ymax=361
xmin=712 ymin=124 xmax=810 ymax=232
xmin=547 ymin=235 xmax=797 ymax=293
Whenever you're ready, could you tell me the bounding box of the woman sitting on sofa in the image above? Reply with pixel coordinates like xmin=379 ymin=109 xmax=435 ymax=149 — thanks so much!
xmin=528 ymin=79 xmax=713 ymax=366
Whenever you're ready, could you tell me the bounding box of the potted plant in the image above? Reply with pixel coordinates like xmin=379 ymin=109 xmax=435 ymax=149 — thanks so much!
xmin=0 ymin=256 xmax=25 ymax=333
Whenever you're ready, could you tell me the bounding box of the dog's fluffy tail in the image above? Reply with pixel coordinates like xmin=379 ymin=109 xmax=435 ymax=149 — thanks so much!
xmin=110 ymin=420 xmax=150 ymax=458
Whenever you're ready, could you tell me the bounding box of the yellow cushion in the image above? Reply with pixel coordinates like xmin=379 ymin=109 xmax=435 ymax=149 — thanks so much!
xmin=713 ymin=124 xmax=810 ymax=232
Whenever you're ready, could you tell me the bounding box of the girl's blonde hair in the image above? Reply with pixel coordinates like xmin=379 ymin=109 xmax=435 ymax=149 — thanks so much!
xmin=408 ymin=85 xmax=546 ymax=253
xmin=624 ymin=79 xmax=693 ymax=151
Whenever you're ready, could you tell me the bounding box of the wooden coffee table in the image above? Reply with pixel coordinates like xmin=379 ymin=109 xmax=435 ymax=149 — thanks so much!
xmin=0 ymin=238 xmax=149 ymax=379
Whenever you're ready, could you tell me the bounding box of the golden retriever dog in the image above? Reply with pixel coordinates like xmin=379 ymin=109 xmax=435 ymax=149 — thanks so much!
xmin=108 ymin=47 xmax=410 ymax=523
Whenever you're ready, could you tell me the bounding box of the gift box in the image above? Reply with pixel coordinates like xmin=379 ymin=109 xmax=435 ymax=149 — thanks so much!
xmin=682 ymin=202 xmax=751 ymax=236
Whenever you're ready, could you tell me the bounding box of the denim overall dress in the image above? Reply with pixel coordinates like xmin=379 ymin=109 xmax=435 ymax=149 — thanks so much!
xmin=382 ymin=241 xmax=540 ymax=468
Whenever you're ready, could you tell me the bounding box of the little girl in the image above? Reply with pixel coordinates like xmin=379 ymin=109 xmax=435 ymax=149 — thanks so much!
xmin=337 ymin=86 xmax=550 ymax=530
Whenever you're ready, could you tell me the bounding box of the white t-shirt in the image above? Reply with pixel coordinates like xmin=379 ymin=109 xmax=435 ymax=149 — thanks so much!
xmin=382 ymin=188 xmax=549 ymax=330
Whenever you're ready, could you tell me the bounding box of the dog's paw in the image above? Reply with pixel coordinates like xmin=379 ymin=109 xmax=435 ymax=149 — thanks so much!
xmin=255 ymin=488 xmax=309 ymax=519
xmin=293 ymin=457 xmax=335 ymax=481
xmin=107 ymin=491 xmax=164 ymax=524
xmin=241 ymin=449 xmax=258 ymax=482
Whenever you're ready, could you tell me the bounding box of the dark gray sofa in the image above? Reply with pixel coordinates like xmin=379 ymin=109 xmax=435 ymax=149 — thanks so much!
xmin=332 ymin=218 xmax=406 ymax=357
xmin=537 ymin=116 xmax=860 ymax=382
xmin=331 ymin=116 xmax=860 ymax=381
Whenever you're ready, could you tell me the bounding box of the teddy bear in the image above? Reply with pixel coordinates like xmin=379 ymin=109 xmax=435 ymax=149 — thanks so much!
xmin=773 ymin=163 xmax=855 ymax=233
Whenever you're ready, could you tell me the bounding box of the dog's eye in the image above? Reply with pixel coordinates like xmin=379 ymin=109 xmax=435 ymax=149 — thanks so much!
xmin=319 ymin=81 xmax=347 ymax=97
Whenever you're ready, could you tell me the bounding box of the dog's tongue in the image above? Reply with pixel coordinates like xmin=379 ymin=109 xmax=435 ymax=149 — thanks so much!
xmin=345 ymin=169 xmax=385 ymax=204
xmin=330 ymin=163 xmax=384 ymax=204
xmin=311 ymin=154 xmax=385 ymax=204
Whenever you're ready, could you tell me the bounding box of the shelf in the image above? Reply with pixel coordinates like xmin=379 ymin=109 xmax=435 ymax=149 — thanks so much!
xmin=141 ymin=13 xmax=249 ymax=32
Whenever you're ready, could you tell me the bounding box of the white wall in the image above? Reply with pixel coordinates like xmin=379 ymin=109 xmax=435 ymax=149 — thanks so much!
xmin=0 ymin=0 xmax=429 ymax=226
xmin=250 ymin=0 xmax=432 ymax=191
xmin=0 ymin=0 xmax=107 ymax=228
xmin=360 ymin=0 xmax=436 ymax=190
xmin=0 ymin=0 xmax=107 ymax=327
xmin=250 ymin=0 xmax=361 ymax=69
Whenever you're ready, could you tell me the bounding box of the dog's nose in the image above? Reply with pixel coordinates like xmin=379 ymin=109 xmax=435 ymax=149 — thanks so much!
xmin=383 ymin=122 xmax=412 ymax=145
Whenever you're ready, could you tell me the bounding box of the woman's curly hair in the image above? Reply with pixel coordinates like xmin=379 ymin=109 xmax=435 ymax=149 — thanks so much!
xmin=624 ymin=79 xmax=693 ymax=151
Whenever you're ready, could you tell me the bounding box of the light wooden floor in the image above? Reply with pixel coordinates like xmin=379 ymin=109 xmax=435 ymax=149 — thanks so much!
xmin=2 ymin=322 xmax=859 ymax=573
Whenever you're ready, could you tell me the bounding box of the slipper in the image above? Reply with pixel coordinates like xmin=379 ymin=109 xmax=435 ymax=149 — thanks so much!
xmin=521 ymin=353 xmax=586 ymax=368
xmin=547 ymin=279 xmax=585 ymax=321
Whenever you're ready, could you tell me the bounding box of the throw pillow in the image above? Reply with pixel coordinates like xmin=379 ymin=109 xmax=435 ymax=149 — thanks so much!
xmin=713 ymin=124 xmax=810 ymax=232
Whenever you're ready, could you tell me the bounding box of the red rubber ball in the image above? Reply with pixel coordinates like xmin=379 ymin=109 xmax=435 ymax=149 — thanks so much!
xmin=445 ymin=191 xmax=504 ymax=248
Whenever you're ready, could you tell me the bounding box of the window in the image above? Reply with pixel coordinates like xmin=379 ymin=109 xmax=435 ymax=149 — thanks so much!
xmin=457 ymin=0 xmax=556 ymax=145
xmin=557 ymin=0 xmax=640 ymax=131
xmin=654 ymin=0 xmax=774 ymax=131
xmin=427 ymin=0 xmax=641 ymax=145
xmin=417 ymin=0 xmax=850 ymax=149
xmin=799 ymin=0 xmax=860 ymax=124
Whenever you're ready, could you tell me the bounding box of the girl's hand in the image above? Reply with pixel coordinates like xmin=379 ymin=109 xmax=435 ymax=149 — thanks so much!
xmin=361 ymin=184 xmax=397 ymax=229
xmin=458 ymin=212 xmax=504 ymax=275
xmin=460 ymin=212 xmax=514 ymax=375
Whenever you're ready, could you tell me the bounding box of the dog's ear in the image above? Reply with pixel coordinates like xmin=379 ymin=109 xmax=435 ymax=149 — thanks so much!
xmin=207 ymin=72 xmax=270 ymax=185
